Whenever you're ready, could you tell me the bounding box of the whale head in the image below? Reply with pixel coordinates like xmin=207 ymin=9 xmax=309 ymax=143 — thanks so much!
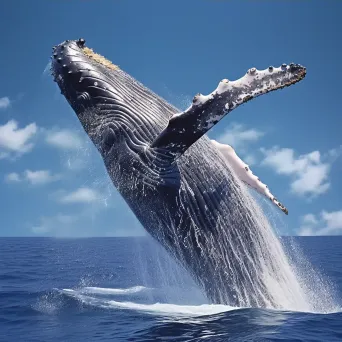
xmin=51 ymin=39 xmax=173 ymax=158
xmin=51 ymin=38 xmax=120 ymax=132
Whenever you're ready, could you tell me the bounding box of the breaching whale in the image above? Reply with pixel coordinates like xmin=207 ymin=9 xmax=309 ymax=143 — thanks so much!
xmin=51 ymin=39 xmax=307 ymax=308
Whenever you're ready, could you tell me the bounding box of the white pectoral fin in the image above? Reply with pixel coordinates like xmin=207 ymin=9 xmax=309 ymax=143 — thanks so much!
xmin=151 ymin=63 xmax=306 ymax=159
xmin=212 ymin=140 xmax=288 ymax=215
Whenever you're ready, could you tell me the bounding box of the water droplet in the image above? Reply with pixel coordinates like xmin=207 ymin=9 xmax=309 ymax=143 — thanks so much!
xmin=94 ymin=81 xmax=98 ymax=86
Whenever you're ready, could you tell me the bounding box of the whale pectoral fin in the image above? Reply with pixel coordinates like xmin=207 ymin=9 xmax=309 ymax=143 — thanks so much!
xmin=212 ymin=140 xmax=288 ymax=215
xmin=151 ymin=64 xmax=306 ymax=158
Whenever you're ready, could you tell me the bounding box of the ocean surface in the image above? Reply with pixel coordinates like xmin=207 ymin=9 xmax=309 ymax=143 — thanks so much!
xmin=0 ymin=236 xmax=341 ymax=342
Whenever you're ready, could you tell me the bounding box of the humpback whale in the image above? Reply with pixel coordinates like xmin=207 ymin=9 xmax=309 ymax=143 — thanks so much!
xmin=51 ymin=39 xmax=307 ymax=308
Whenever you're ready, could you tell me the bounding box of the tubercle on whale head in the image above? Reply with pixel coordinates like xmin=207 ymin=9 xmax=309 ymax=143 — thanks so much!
xmin=82 ymin=46 xmax=119 ymax=71
xmin=51 ymin=38 xmax=119 ymax=73
xmin=50 ymin=39 xmax=120 ymax=123
xmin=50 ymin=38 xmax=129 ymax=156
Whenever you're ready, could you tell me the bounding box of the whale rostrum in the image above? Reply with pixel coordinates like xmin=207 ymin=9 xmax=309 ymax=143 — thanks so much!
xmin=51 ymin=39 xmax=308 ymax=308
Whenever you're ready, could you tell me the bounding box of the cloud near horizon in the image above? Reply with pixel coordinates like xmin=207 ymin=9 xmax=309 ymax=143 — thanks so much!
xmin=298 ymin=210 xmax=342 ymax=236
xmin=214 ymin=123 xmax=340 ymax=200
xmin=260 ymin=146 xmax=341 ymax=198
xmin=31 ymin=209 xmax=145 ymax=238
xmin=31 ymin=213 xmax=78 ymax=235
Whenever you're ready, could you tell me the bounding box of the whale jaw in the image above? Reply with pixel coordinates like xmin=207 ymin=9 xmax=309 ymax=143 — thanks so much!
xmin=50 ymin=39 xmax=121 ymax=126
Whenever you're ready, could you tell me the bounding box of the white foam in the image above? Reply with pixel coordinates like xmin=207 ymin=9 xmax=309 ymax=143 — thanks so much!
xmin=60 ymin=287 xmax=238 ymax=317
xmin=105 ymin=300 xmax=237 ymax=316
xmin=79 ymin=286 xmax=150 ymax=295
xmin=59 ymin=286 xmax=341 ymax=316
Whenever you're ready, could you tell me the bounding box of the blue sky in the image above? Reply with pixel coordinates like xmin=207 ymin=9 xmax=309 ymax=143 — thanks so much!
xmin=0 ymin=0 xmax=341 ymax=237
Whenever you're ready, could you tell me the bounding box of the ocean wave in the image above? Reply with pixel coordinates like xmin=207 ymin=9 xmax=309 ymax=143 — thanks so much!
xmin=59 ymin=287 xmax=238 ymax=317
xmin=55 ymin=286 xmax=342 ymax=318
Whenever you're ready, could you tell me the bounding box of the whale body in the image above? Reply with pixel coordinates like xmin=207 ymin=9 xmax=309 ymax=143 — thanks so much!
xmin=51 ymin=39 xmax=307 ymax=308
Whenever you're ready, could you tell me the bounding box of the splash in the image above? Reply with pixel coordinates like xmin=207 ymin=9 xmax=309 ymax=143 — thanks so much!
xmin=58 ymin=284 xmax=340 ymax=318
xmin=59 ymin=287 xmax=237 ymax=317
xmin=102 ymin=300 xmax=234 ymax=317
xmin=217 ymin=163 xmax=339 ymax=313
xmin=77 ymin=286 xmax=151 ymax=295
xmin=133 ymin=236 xmax=208 ymax=305
xmin=52 ymin=98 xmax=338 ymax=313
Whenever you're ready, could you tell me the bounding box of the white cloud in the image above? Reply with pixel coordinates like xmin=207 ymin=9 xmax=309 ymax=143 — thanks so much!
xmin=59 ymin=187 xmax=100 ymax=204
xmin=243 ymin=154 xmax=257 ymax=166
xmin=261 ymin=146 xmax=340 ymax=198
xmin=5 ymin=172 xmax=21 ymax=182
xmin=216 ymin=123 xmax=264 ymax=150
xmin=0 ymin=97 xmax=10 ymax=109
xmin=302 ymin=213 xmax=318 ymax=225
xmin=214 ymin=123 xmax=264 ymax=167
xmin=298 ymin=210 xmax=342 ymax=236
xmin=45 ymin=129 xmax=83 ymax=150
xmin=0 ymin=120 xmax=37 ymax=158
xmin=4 ymin=170 xmax=59 ymax=185
xmin=24 ymin=170 xmax=59 ymax=185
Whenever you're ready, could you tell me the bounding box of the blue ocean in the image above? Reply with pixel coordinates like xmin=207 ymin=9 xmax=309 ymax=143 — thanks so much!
xmin=0 ymin=236 xmax=341 ymax=342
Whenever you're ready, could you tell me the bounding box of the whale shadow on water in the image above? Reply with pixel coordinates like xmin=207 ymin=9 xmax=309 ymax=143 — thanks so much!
xmin=50 ymin=38 xmax=338 ymax=313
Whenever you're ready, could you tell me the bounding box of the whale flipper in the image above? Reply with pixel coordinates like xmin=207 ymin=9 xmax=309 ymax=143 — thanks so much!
xmin=151 ymin=64 xmax=306 ymax=159
xmin=212 ymin=140 xmax=288 ymax=215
